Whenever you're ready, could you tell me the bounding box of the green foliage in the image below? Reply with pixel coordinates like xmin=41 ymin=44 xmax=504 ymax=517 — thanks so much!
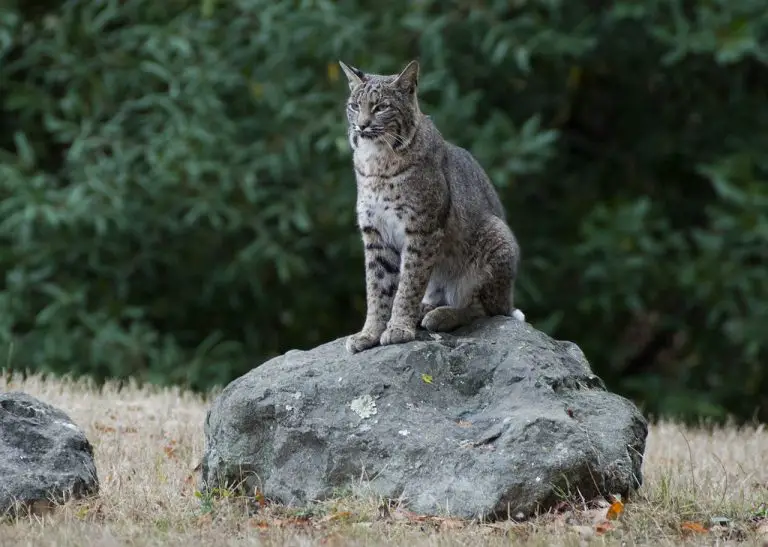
xmin=1 ymin=0 xmax=766 ymax=422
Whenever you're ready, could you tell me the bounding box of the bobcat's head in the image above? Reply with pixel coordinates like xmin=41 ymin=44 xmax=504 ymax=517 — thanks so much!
xmin=339 ymin=60 xmax=420 ymax=151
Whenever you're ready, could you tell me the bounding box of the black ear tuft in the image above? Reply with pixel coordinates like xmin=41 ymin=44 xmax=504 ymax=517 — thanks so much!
xmin=339 ymin=61 xmax=365 ymax=90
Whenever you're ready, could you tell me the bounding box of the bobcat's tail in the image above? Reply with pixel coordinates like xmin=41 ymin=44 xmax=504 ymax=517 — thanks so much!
xmin=511 ymin=308 xmax=526 ymax=322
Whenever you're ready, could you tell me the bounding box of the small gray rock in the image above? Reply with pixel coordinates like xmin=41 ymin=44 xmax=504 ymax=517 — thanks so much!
xmin=0 ymin=392 xmax=99 ymax=515
xmin=201 ymin=317 xmax=647 ymax=519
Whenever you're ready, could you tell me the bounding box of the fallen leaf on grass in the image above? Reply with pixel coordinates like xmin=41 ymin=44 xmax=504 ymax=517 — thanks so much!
xmin=388 ymin=508 xmax=467 ymax=530
xmin=594 ymin=520 xmax=614 ymax=534
xmin=249 ymin=516 xmax=309 ymax=529
xmin=182 ymin=462 xmax=202 ymax=490
xmin=391 ymin=508 xmax=430 ymax=522
xmin=438 ymin=517 xmax=466 ymax=530
xmin=94 ymin=422 xmax=138 ymax=434
xmin=606 ymin=499 xmax=624 ymax=520
xmin=163 ymin=443 xmax=178 ymax=459
xmin=681 ymin=521 xmax=708 ymax=534
xmin=320 ymin=511 xmax=352 ymax=522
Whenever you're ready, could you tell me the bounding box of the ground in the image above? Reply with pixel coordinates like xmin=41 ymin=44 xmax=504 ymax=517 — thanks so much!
xmin=0 ymin=373 xmax=766 ymax=547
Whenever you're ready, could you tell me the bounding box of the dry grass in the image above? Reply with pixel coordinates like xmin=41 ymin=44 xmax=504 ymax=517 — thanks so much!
xmin=1 ymin=373 xmax=766 ymax=547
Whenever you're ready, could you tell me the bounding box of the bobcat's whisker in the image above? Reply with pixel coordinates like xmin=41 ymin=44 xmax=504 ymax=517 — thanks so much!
xmin=380 ymin=133 xmax=397 ymax=155
xmin=383 ymin=131 xmax=407 ymax=147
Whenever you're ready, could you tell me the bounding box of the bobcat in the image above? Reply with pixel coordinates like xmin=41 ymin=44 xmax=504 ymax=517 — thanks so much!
xmin=340 ymin=59 xmax=525 ymax=354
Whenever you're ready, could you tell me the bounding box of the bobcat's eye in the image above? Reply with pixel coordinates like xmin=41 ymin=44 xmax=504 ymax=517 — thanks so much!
xmin=347 ymin=102 xmax=359 ymax=112
xmin=372 ymin=104 xmax=390 ymax=114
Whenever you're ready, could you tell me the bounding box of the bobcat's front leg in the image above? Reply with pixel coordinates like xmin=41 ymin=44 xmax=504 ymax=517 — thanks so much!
xmin=346 ymin=226 xmax=400 ymax=354
xmin=381 ymin=228 xmax=443 ymax=346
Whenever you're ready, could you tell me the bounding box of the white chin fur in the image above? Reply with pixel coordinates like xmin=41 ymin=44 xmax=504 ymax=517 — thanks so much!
xmin=512 ymin=309 xmax=526 ymax=322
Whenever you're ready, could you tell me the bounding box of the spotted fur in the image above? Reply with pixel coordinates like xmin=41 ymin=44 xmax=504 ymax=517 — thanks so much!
xmin=340 ymin=60 xmax=525 ymax=354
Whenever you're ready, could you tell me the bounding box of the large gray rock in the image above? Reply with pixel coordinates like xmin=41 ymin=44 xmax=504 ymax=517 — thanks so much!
xmin=0 ymin=392 xmax=99 ymax=515
xmin=201 ymin=317 xmax=647 ymax=519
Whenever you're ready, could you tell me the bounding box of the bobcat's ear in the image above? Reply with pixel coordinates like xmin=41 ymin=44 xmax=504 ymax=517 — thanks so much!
xmin=339 ymin=61 xmax=365 ymax=90
xmin=393 ymin=60 xmax=419 ymax=95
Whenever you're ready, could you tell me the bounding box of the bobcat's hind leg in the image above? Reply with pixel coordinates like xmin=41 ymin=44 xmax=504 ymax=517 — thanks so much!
xmin=421 ymin=216 xmax=524 ymax=332
xmin=478 ymin=219 xmax=524 ymax=321
xmin=420 ymin=269 xmax=486 ymax=332
xmin=419 ymin=281 xmax=444 ymax=322
xmin=420 ymin=296 xmax=485 ymax=332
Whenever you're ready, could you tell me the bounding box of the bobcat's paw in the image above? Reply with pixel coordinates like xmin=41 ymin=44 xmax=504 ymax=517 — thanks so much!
xmin=421 ymin=307 xmax=462 ymax=332
xmin=419 ymin=302 xmax=437 ymax=321
xmin=380 ymin=324 xmax=416 ymax=346
xmin=346 ymin=332 xmax=381 ymax=354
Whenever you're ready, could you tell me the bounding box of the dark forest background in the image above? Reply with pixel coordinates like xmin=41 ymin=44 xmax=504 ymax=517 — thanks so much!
xmin=1 ymin=0 xmax=766 ymax=422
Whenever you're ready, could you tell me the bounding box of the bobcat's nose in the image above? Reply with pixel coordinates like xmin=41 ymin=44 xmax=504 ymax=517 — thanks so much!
xmin=355 ymin=121 xmax=370 ymax=132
